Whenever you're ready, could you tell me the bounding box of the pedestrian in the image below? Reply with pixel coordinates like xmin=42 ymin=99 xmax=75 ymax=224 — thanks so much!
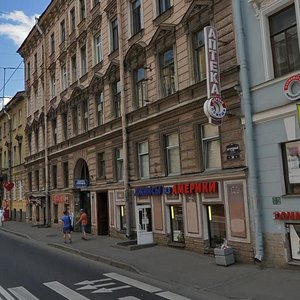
xmin=0 ymin=207 xmax=4 ymax=227
xmin=76 ymin=209 xmax=88 ymax=240
xmin=60 ymin=210 xmax=72 ymax=244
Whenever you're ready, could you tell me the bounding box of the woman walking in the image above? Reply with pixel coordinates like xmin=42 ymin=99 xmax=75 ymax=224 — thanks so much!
xmin=60 ymin=210 xmax=72 ymax=244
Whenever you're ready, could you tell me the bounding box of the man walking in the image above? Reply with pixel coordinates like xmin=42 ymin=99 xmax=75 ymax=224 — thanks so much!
xmin=76 ymin=209 xmax=88 ymax=240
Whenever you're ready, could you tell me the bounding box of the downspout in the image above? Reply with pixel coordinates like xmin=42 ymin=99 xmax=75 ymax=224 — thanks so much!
xmin=233 ymin=0 xmax=263 ymax=261
xmin=117 ymin=0 xmax=131 ymax=238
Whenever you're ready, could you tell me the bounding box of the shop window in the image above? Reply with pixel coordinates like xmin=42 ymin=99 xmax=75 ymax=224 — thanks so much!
xmin=269 ymin=4 xmax=300 ymax=78
xmin=115 ymin=148 xmax=123 ymax=181
xmin=193 ymin=29 xmax=206 ymax=82
xmin=53 ymin=204 xmax=59 ymax=223
xmin=165 ymin=133 xmax=180 ymax=175
xmin=282 ymin=140 xmax=300 ymax=194
xmin=201 ymin=124 xmax=221 ymax=170
xmin=160 ymin=48 xmax=176 ymax=97
xmin=138 ymin=141 xmax=149 ymax=179
xmin=120 ymin=205 xmax=126 ymax=230
xmin=207 ymin=204 xmax=226 ymax=248
xmin=170 ymin=205 xmax=184 ymax=243
xmin=97 ymin=152 xmax=106 ymax=178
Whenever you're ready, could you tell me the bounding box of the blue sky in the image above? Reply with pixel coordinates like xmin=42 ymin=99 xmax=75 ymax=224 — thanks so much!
xmin=0 ymin=0 xmax=51 ymax=105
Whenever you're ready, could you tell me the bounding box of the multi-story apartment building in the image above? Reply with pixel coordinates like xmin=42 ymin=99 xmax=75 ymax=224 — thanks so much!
xmin=18 ymin=0 xmax=255 ymax=262
xmin=240 ymin=0 xmax=300 ymax=266
xmin=0 ymin=91 xmax=27 ymax=221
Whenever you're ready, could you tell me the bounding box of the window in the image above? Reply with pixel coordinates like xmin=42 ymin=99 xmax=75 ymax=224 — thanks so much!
xmin=34 ymin=53 xmax=38 ymax=72
xmin=13 ymin=146 xmax=16 ymax=166
xmin=133 ymin=68 xmax=147 ymax=107
xmin=62 ymin=112 xmax=68 ymax=141
xmin=71 ymin=55 xmax=77 ymax=83
xmin=113 ymin=80 xmax=121 ymax=118
xmin=157 ymin=0 xmax=170 ymax=15
xmin=28 ymin=133 xmax=32 ymax=155
xmin=115 ymin=148 xmax=123 ymax=181
xmin=194 ymin=29 xmax=206 ymax=82
xmin=94 ymin=34 xmax=103 ymax=64
xmin=131 ymin=0 xmax=142 ymax=35
xmin=138 ymin=141 xmax=149 ymax=179
xmin=72 ymin=106 xmax=78 ymax=135
xmin=269 ymin=5 xmax=300 ymax=77
xmin=97 ymin=152 xmax=106 ymax=178
xmin=51 ymin=118 xmax=57 ymax=145
xmin=27 ymin=62 xmax=30 ymax=80
xmin=52 ymin=165 xmax=57 ymax=189
xmin=18 ymin=109 xmax=22 ymax=125
xmin=70 ymin=8 xmax=76 ymax=32
xmin=34 ymin=90 xmax=38 ymax=111
xmin=95 ymin=92 xmax=104 ymax=126
xmin=18 ymin=143 xmax=22 ymax=164
xmin=60 ymin=20 xmax=66 ymax=43
xmin=282 ymin=140 xmax=300 ymax=194
xmin=63 ymin=162 xmax=69 ymax=188
xmin=35 ymin=170 xmax=39 ymax=191
xmin=61 ymin=64 xmax=68 ymax=90
xmin=28 ymin=172 xmax=32 ymax=192
xmin=170 ymin=205 xmax=184 ymax=243
xmin=111 ymin=18 xmax=119 ymax=52
xmin=165 ymin=133 xmax=180 ymax=175
xmin=79 ymin=0 xmax=86 ymax=21
xmin=35 ymin=129 xmax=39 ymax=152
xmin=202 ymin=124 xmax=221 ymax=169
xmin=160 ymin=48 xmax=176 ymax=97
xmin=82 ymin=99 xmax=89 ymax=132
xmin=12 ymin=114 xmax=16 ymax=129
xmin=119 ymin=205 xmax=126 ymax=230
xmin=81 ymin=45 xmax=87 ymax=76
xmin=50 ymin=74 xmax=56 ymax=98
xmin=50 ymin=33 xmax=55 ymax=54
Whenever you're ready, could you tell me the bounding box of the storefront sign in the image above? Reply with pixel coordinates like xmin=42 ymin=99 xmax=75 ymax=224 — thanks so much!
xmin=74 ymin=179 xmax=88 ymax=188
xmin=203 ymin=26 xmax=226 ymax=125
xmin=283 ymin=74 xmax=300 ymax=101
xmin=273 ymin=211 xmax=300 ymax=220
xmin=226 ymin=143 xmax=240 ymax=160
xmin=53 ymin=195 xmax=65 ymax=204
xmin=134 ymin=182 xmax=218 ymax=196
xmin=3 ymin=181 xmax=14 ymax=191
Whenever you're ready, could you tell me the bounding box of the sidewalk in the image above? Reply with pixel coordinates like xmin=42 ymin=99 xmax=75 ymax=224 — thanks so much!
xmin=2 ymin=221 xmax=300 ymax=300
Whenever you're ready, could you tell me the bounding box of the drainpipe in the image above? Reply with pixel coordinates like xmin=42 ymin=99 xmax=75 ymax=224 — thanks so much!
xmin=117 ymin=0 xmax=131 ymax=238
xmin=233 ymin=0 xmax=263 ymax=261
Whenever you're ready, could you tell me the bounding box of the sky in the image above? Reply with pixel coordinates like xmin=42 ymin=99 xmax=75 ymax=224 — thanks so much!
xmin=0 ymin=0 xmax=51 ymax=106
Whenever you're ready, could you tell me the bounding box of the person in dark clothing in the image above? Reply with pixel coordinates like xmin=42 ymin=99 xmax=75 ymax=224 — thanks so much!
xmin=60 ymin=210 xmax=72 ymax=244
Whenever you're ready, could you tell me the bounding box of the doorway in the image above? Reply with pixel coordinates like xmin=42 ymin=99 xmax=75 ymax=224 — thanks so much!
xmin=136 ymin=205 xmax=153 ymax=245
xmin=80 ymin=191 xmax=91 ymax=233
xmin=97 ymin=192 xmax=109 ymax=235
xmin=169 ymin=205 xmax=185 ymax=243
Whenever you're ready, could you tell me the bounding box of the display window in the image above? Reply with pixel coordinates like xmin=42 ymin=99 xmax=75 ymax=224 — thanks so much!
xmin=169 ymin=205 xmax=185 ymax=243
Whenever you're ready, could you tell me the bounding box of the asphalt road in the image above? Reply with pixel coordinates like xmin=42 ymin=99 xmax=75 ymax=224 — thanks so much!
xmin=0 ymin=231 xmax=196 ymax=300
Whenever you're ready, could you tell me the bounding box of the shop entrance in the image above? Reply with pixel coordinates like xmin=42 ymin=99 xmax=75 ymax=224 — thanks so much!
xmin=169 ymin=205 xmax=185 ymax=243
xmin=80 ymin=191 xmax=91 ymax=233
xmin=206 ymin=204 xmax=226 ymax=248
xmin=136 ymin=205 xmax=153 ymax=245
xmin=97 ymin=192 xmax=108 ymax=235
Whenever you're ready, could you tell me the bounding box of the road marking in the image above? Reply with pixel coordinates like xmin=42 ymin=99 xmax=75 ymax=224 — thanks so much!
xmin=92 ymin=285 xmax=131 ymax=293
xmin=104 ymin=272 xmax=162 ymax=293
xmin=8 ymin=287 xmax=39 ymax=300
xmin=77 ymin=282 xmax=115 ymax=290
xmin=0 ymin=286 xmax=14 ymax=300
xmin=74 ymin=278 xmax=111 ymax=285
xmin=44 ymin=281 xmax=90 ymax=300
xmin=156 ymin=291 xmax=191 ymax=300
xmin=119 ymin=297 xmax=141 ymax=300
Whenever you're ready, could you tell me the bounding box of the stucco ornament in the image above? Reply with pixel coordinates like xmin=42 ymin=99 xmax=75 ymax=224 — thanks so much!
xmin=248 ymin=0 xmax=277 ymax=18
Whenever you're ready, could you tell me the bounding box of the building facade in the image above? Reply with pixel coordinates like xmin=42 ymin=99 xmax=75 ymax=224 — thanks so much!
xmin=241 ymin=0 xmax=300 ymax=266
xmin=0 ymin=91 xmax=27 ymax=221
xmin=18 ymin=0 xmax=255 ymax=263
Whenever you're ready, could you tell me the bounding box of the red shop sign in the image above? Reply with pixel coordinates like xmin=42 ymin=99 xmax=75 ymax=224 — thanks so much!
xmin=273 ymin=211 xmax=300 ymax=220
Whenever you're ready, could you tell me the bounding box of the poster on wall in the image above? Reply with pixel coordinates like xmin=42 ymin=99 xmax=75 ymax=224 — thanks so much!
xmin=289 ymin=224 xmax=300 ymax=260
xmin=285 ymin=141 xmax=300 ymax=184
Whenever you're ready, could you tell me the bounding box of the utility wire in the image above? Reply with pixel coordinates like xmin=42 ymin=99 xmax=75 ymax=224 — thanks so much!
xmin=0 ymin=61 xmax=23 ymax=96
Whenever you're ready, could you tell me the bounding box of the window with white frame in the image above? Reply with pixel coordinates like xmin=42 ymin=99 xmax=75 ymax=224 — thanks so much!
xmin=131 ymin=0 xmax=142 ymax=35
xmin=61 ymin=64 xmax=68 ymax=90
xmin=82 ymin=99 xmax=89 ymax=132
xmin=157 ymin=0 xmax=170 ymax=15
xmin=111 ymin=18 xmax=119 ymax=52
xmin=138 ymin=141 xmax=149 ymax=179
xmin=115 ymin=147 xmax=123 ymax=181
xmin=133 ymin=67 xmax=147 ymax=108
xmin=194 ymin=29 xmax=206 ymax=82
xmin=70 ymin=7 xmax=76 ymax=32
xmin=160 ymin=48 xmax=176 ymax=97
xmin=95 ymin=92 xmax=104 ymax=126
xmin=79 ymin=0 xmax=86 ymax=21
xmin=201 ymin=124 xmax=221 ymax=170
xmin=113 ymin=80 xmax=121 ymax=118
xmin=50 ymin=74 xmax=56 ymax=98
xmin=165 ymin=133 xmax=180 ymax=175
xmin=269 ymin=4 xmax=300 ymax=77
xmin=60 ymin=19 xmax=66 ymax=43
xmin=94 ymin=34 xmax=103 ymax=64
xmin=97 ymin=152 xmax=106 ymax=178
xmin=80 ymin=45 xmax=87 ymax=76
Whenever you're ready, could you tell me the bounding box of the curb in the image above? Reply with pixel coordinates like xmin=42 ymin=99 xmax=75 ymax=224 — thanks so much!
xmin=0 ymin=228 xmax=31 ymax=240
xmin=48 ymin=243 xmax=140 ymax=274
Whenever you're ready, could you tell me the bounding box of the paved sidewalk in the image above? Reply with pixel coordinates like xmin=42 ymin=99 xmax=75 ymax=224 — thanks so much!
xmin=2 ymin=221 xmax=300 ymax=300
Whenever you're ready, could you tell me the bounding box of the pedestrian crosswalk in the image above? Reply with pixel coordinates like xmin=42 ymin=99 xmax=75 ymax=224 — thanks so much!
xmin=0 ymin=272 xmax=191 ymax=300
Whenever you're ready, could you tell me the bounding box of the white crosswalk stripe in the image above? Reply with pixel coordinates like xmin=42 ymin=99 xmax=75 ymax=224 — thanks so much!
xmin=119 ymin=297 xmax=141 ymax=300
xmin=156 ymin=291 xmax=191 ymax=300
xmin=0 ymin=286 xmax=14 ymax=300
xmin=8 ymin=287 xmax=39 ymax=300
xmin=44 ymin=281 xmax=90 ymax=300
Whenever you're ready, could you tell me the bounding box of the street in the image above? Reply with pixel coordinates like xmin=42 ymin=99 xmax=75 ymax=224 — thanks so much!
xmin=0 ymin=231 xmax=196 ymax=300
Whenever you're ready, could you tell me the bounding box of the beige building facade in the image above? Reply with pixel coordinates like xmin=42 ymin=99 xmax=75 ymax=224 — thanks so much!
xmin=18 ymin=0 xmax=254 ymax=262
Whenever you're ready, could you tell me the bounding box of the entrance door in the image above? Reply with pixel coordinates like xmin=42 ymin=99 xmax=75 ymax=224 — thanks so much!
xmin=97 ymin=192 xmax=108 ymax=235
xmin=80 ymin=191 xmax=91 ymax=233
xmin=170 ymin=205 xmax=185 ymax=243
xmin=136 ymin=205 xmax=153 ymax=245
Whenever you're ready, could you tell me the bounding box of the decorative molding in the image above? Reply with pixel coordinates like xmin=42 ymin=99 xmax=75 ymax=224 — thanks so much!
xmin=248 ymin=0 xmax=277 ymax=18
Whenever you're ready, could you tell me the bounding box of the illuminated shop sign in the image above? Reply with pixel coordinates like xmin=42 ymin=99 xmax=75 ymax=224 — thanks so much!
xmin=134 ymin=182 xmax=218 ymax=196
xmin=273 ymin=211 xmax=300 ymax=220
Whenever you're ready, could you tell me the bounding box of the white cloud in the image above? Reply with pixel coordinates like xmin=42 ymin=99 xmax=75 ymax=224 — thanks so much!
xmin=0 ymin=10 xmax=38 ymax=46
